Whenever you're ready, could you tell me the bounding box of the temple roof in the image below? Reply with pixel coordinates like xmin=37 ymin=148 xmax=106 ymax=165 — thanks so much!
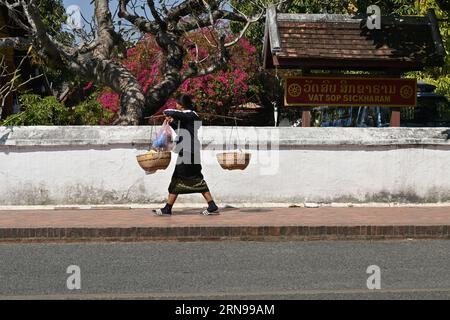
xmin=263 ymin=6 xmax=446 ymax=71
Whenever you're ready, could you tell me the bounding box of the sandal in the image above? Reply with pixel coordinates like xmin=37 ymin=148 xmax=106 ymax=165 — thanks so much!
xmin=201 ymin=209 xmax=220 ymax=216
xmin=153 ymin=209 xmax=172 ymax=216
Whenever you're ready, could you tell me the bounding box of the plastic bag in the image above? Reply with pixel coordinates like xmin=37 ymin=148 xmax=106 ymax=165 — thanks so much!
xmin=151 ymin=120 xmax=175 ymax=151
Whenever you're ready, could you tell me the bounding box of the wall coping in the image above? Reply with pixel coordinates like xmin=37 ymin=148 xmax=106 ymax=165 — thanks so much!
xmin=1 ymin=126 xmax=450 ymax=148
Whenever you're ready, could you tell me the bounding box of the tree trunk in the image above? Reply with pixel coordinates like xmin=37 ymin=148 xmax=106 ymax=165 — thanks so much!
xmin=144 ymin=74 xmax=183 ymax=119
xmin=118 ymin=79 xmax=146 ymax=125
xmin=80 ymin=58 xmax=146 ymax=125
xmin=142 ymin=30 xmax=185 ymax=119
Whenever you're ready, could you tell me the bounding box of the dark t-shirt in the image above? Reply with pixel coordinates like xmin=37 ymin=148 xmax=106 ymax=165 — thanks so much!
xmin=163 ymin=109 xmax=202 ymax=169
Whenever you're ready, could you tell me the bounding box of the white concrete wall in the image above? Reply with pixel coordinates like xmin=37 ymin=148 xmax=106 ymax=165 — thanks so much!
xmin=1 ymin=126 xmax=450 ymax=206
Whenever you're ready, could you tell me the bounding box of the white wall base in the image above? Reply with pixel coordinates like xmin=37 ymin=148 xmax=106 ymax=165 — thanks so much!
xmin=1 ymin=126 xmax=450 ymax=206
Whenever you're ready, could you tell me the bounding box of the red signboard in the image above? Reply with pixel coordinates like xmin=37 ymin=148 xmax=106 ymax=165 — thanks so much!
xmin=285 ymin=76 xmax=417 ymax=107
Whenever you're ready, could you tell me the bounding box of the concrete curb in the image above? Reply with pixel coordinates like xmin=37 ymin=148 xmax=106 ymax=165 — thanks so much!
xmin=1 ymin=225 xmax=449 ymax=243
xmin=2 ymin=202 xmax=450 ymax=211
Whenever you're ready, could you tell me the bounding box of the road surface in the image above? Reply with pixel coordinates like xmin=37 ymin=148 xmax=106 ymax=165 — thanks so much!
xmin=0 ymin=240 xmax=449 ymax=299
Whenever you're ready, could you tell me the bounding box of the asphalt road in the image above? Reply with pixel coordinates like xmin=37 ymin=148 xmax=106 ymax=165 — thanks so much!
xmin=0 ymin=240 xmax=449 ymax=299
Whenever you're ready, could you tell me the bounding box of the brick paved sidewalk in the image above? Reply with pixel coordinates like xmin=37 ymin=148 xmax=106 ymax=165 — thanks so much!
xmin=0 ymin=207 xmax=449 ymax=242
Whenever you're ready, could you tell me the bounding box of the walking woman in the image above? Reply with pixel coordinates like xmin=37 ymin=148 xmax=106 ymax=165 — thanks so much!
xmin=153 ymin=94 xmax=219 ymax=216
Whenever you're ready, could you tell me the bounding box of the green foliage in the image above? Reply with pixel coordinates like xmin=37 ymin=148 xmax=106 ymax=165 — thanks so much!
xmin=72 ymin=94 xmax=117 ymax=125
xmin=418 ymin=77 xmax=450 ymax=100
xmin=0 ymin=93 xmax=116 ymax=126
xmin=1 ymin=94 xmax=70 ymax=125
xmin=230 ymin=0 xmax=267 ymax=57
xmin=38 ymin=0 xmax=74 ymax=45
xmin=353 ymin=0 xmax=418 ymax=15
xmin=408 ymin=0 xmax=450 ymax=100
xmin=29 ymin=0 xmax=75 ymax=91
xmin=288 ymin=0 xmax=351 ymax=13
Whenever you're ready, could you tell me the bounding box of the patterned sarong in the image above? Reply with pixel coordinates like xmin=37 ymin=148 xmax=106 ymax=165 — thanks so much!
xmin=168 ymin=176 xmax=209 ymax=194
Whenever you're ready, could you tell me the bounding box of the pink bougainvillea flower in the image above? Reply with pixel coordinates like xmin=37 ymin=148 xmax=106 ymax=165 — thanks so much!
xmin=98 ymin=91 xmax=120 ymax=113
xmin=97 ymin=31 xmax=259 ymax=116
xmin=83 ymin=82 xmax=94 ymax=91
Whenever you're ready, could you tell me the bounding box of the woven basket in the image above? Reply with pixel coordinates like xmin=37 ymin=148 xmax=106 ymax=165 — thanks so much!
xmin=136 ymin=151 xmax=171 ymax=173
xmin=216 ymin=152 xmax=251 ymax=170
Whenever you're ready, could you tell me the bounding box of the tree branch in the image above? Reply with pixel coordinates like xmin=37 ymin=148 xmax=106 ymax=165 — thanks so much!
xmin=0 ymin=0 xmax=33 ymax=33
xmin=118 ymin=0 xmax=159 ymax=34
xmin=20 ymin=1 xmax=75 ymax=66
xmin=177 ymin=9 xmax=247 ymax=32
xmin=224 ymin=8 xmax=264 ymax=47
xmin=0 ymin=37 xmax=32 ymax=50
xmin=147 ymin=0 xmax=167 ymax=28
xmin=181 ymin=34 xmax=227 ymax=81
xmin=166 ymin=0 xmax=204 ymax=23
xmin=94 ymin=0 xmax=119 ymax=59
xmin=0 ymin=49 xmax=42 ymax=115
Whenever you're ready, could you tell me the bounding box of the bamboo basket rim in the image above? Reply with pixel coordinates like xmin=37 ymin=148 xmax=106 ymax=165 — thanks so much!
xmin=216 ymin=151 xmax=252 ymax=157
xmin=136 ymin=151 xmax=171 ymax=172
xmin=137 ymin=151 xmax=171 ymax=158
xmin=216 ymin=151 xmax=251 ymax=170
